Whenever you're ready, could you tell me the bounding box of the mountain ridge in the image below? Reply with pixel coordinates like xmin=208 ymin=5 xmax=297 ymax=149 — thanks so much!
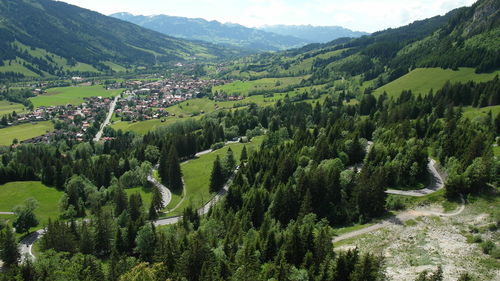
xmin=110 ymin=12 xmax=309 ymax=51
xmin=0 ymin=0 xmax=243 ymax=80
xmin=111 ymin=12 xmax=368 ymax=51
xmin=259 ymin=24 xmax=369 ymax=43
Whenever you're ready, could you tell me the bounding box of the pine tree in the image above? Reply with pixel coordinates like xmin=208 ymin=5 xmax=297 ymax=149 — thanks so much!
xmin=209 ymin=156 xmax=224 ymax=193
xmin=151 ymin=186 xmax=164 ymax=212
xmin=114 ymin=184 xmax=128 ymax=216
xmin=240 ymin=145 xmax=248 ymax=163
xmin=148 ymin=201 xmax=158 ymax=220
xmin=158 ymin=145 xmax=168 ymax=185
xmin=0 ymin=225 xmax=20 ymax=266
xmin=166 ymin=146 xmax=183 ymax=191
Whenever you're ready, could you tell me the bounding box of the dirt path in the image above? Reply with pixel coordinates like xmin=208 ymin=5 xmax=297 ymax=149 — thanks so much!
xmin=332 ymin=196 xmax=465 ymax=243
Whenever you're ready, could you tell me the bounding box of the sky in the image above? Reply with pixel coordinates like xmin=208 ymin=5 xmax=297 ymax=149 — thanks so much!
xmin=60 ymin=0 xmax=477 ymax=33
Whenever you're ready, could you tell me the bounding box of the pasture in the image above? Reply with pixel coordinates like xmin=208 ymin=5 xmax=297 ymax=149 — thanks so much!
xmin=212 ymin=76 xmax=307 ymax=96
xmin=169 ymin=135 xmax=264 ymax=216
xmin=30 ymin=85 xmax=123 ymax=108
xmin=0 ymin=181 xmax=64 ymax=226
xmin=0 ymin=100 xmax=26 ymax=116
xmin=373 ymin=68 xmax=500 ymax=98
xmin=0 ymin=121 xmax=54 ymax=146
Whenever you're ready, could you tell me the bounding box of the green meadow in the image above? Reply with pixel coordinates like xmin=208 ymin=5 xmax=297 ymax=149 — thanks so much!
xmin=0 ymin=121 xmax=54 ymax=146
xmin=0 ymin=100 xmax=26 ymax=116
xmin=0 ymin=181 xmax=64 ymax=226
xmin=462 ymin=105 xmax=500 ymax=120
xmin=125 ymin=186 xmax=153 ymax=209
xmin=111 ymin=116 xmax=201 ymax=135
xmin=374 ymin=67 xmax=500 ymax=98
xmin=30 ymin=85 xmax=123 ymax=108
xmin=212 ymin=76 xmax=307 ymax=96
xmin=167 ymin=136 xmax=264 ymax=216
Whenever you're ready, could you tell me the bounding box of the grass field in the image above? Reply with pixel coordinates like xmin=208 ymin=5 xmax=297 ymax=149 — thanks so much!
xmin=0 ymin=181 xmax=64 ymax=227
xmin=212 ymin=76 xmax=307 ymax=96
xmin=0 ymin=100 xmax=26 ymax=116
xmin=373 ymin=68 xmax=500 ymax=98
xmin=30 ymin=85 xmax=123 ymax=108
xmin=111 ymin=116 xmax=201 ymax=135
xmin=168 ymin=136 xmax=264 ymax=216
xmin=462 ymin=105 xmax=500 ymax=120
xmin=125 ymin=186 xmax=153 ymax=210
xmin=0 ymin=121 xmax=54 ymax=146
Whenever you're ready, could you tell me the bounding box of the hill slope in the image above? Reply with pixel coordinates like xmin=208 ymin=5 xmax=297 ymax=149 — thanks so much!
xmin=0 ymin=0 xmax=241 ymax=80
xmin=110 ymin=13 xmax=309 ymax=52
xmin=259 ymin=25 xmax=369 ymax=43
xmin=218 ymin=0 xmax=499 ymax=93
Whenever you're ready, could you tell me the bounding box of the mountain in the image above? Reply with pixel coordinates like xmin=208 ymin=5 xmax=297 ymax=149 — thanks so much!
xmin=221 ymin=0 xmax=499 ymax=87
xmin=259 ymin=25 xmax=369 ymax=43
xmin=111 ymin=13 xmax=309 ymax=52
xmin=0 ymin=0 xmax=242 ymax=80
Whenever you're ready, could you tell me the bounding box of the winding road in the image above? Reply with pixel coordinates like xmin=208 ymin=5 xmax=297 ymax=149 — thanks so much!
xmin=12 ymin=139 xmax=451 ymax=262
xmin=154 ymin=166 xmax=239 ymax=226
xmin=333 ymin=156 xmax=463 ymax=243
xmin=147 ymin=165 xmax=172 ymax=208
xmin=93 ymin=95 xmax=120 ymax=142
xmin=385 ymin=159 xmax=445 ymax=196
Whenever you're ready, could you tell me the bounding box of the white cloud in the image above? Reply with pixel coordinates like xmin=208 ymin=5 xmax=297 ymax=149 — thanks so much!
xmin=61 ymin=0 xmax=477 ymax=33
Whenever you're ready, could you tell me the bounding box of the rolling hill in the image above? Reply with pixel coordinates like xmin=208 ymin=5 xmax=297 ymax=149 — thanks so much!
xmin=111 ymin=13 xmax=309 ymax=51
xmin=0 ymin=0 xmax=243 ymax=80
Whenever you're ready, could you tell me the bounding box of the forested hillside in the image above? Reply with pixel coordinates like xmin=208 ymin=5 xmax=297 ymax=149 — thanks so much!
xmin=0 ymin=0 xmax=242 ymax=80
xmin=219 ymin=0 xmax=499 ymax=90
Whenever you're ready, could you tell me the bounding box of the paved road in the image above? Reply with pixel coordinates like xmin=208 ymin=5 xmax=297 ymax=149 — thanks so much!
xmin=385 ymin=159 xmax=444 ymax=196
xmin=19 ymin=229 xmax=45 ymax=262
xmin=147 ymin=165 xmax=172 ymax=207
xmin=0 ymin=212 xmax=14 ymax=215
xmin=333 ymin=196 xmax=465 ymax=243
xmin=93 ymin=95 xmax=119 ymax=142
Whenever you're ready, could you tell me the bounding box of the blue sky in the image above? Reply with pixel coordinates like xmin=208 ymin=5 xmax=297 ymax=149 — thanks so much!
xmin=61 ymin=0 xmax=476 ymax=33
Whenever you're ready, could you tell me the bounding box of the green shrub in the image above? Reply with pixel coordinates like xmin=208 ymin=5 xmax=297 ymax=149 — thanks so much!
xmin=480 ymin=240 xmax=496 ymax=255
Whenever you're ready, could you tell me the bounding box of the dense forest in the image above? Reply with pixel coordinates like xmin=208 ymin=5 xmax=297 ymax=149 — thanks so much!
xmin=0 ymin=76 xmax=498 ymax=280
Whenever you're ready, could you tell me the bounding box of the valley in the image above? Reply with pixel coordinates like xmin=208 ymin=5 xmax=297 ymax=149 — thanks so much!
xmin=0 ymin=0 xmax=499 ymax=280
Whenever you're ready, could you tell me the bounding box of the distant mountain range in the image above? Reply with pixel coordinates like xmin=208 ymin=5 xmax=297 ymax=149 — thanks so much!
xmin=259 ymin=25 xmax=369 ymax=44
xmin=0 ymin=0 xmax=242 ymax=80
xmin=111 ymin=13 xmax=368 ymax=51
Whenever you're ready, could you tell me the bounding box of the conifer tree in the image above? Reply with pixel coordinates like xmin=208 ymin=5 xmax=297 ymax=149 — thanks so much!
xmin=240 ymin=145 xmax=248 ymax=163
xmin=158 ymin=144 xmax=168 ymax=185
xmin=0 ymin=224 xmax=20 ymax=266
xmin=166 ymin=146 xmax=183 ymax=191
xmin=151 ymin=185 xmax=164 ymax=212
xmin=209 ymin=156 xmax=224 ymax=193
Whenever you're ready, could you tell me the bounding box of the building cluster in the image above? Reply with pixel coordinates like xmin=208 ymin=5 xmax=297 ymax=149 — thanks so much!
xmin=6 ymin=75 xmax=234 ymax=144
xmin=115 ymin=76 xmax=228 ymax=121
xmin=12 ymin=97 xmax=114 ymax=143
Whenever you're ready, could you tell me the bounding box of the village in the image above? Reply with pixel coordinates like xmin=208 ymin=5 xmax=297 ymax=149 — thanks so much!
xmin=114 ymin=75 xmax=229 ymax=121
xmin=2 ymin=75 xmax=237 ymax=143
